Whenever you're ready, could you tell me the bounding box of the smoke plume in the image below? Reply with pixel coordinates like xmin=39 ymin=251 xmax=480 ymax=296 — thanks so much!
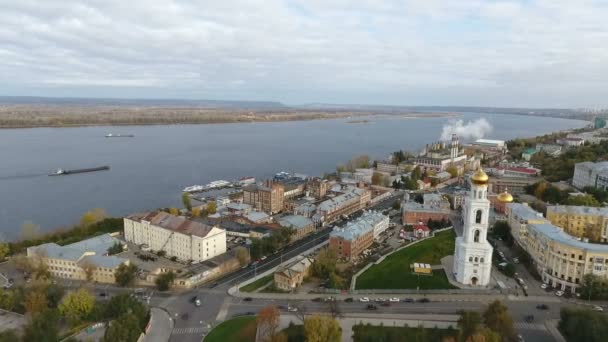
xmin=439 ymin=118 xmax=493 ymax=141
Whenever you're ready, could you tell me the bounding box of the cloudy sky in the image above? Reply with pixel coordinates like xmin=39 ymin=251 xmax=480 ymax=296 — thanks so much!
xmin=1 ymin=0 xmax=607 ymax=107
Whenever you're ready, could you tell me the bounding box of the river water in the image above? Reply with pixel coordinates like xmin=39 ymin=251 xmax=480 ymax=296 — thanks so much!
xmin=0 ymin=113 xmax=587 ymax=240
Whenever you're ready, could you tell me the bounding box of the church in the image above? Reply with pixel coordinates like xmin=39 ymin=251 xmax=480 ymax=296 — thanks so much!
xmin=452 ymin=168 xmax=513 ymax=286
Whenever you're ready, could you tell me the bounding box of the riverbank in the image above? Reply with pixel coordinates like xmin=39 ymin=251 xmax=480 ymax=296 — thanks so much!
xmin=0 ymin=106 xmax=456 ymax=129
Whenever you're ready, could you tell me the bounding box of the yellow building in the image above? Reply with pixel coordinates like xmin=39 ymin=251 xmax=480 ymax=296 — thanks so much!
xmin=273 ymin=256 xmax=313 ymax=291
xmin=546 ymin=206 xmax=608 ymax=243
xmin=506 ymin=203 xmax=608 ymax=293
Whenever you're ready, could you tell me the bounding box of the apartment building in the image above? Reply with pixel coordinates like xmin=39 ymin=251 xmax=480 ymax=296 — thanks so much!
xmin=243 ymin=181 xmax=285 ymax=214
xmin=328 ymin=211 xmax=388 ymax=260
xmin=487 ymin=175 xmax=538 ymax=195
xmin=546 ymin=206 xmax=608 ymax=243
xmin=124 ymin=212 xmax=226 ymax=263
xmin=506 ymin=203 xmax=608 ymax=293
xmin=572 ymin=161 xmax=608 ymax=190
xmin=307 ymin=178 xmax=330 ymax=199
xmin=402 ymin=193 xmax=451 ymax=225
xmin=273 ymin=256 xmax=313 ymax=291
xmin=26 ymin=234 xmax=128 ymax=284
xmin=278 ymin=215 xmax=315 ymax=241
xmin=313 ymin=187 xmax=371 ymax=225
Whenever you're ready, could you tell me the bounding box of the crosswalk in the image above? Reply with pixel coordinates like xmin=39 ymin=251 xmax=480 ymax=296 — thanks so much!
xmin=172 ymin=326 xmax=207 ymax=335
xmin=515 ymin=322 xmax=547 ymax=331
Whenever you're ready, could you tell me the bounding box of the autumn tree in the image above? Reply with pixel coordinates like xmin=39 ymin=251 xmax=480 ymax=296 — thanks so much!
xmin=59 ymin=288 xmax=95 ymax=325
xmin=235 ymin=247 xmax=249 ymax=266
xmin=23 ymin=308 xmax=60 ymax=342
xmin=0 ymin=243 xmax=9 ymax=261
xmin=169 ymin=207 xmax=179 ymax=216
xmin=182 ymin=192 xmax=192 ymax=211
xmin=304 ymin=315 xmax=341 ymax=342
xmin=207 ymin=201 xmax=217 ymax=214
xmin=257 ymin=305 xmax=280 ymax=342
xmin=24 ymin=287 xmax=49 ymax=317
xmin=103 ymin=312 xmax=142 ymax=342
xmin=155 ymin=271 xmax=175 ymax=291
xmin=115 ymin=263 xmax=139 ymax=287
xmin=80 ymin=208 xmax=107 ymax=227
xmin=192 ymin=207 xmax=201 ymax=217
xmin=483 ymin=300 xmax=515 ymax=341
xmin=81 ymin=260 xmax=97 ymax=282
xmin=458 ymin=310 xmax=482 ymax=341
xmin=21 ymin=221 xmax=41 ymax=240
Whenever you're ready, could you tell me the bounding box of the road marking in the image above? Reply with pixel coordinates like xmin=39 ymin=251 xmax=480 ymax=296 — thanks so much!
xmin=515 ymin=322 xmax=547 ymax=331
xmin=216 ymin=296 xmax=232 ymax=321
xmin=172 ymin=326 xmax=207 ymax=334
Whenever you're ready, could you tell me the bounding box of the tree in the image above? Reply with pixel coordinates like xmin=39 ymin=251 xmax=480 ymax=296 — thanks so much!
xmin=304 ymin=315 xmax=341 ymax=342
xmin=311 ymin=248 xmax=337 ymax=278
xmin=103 ymin=312 xmax=142 ymax=342
xmin=23 ymin=308 xmax=60 ymax=342
xmin=169 ymin=207 xmax=179 ymax=216
xmin=483 ymin=300 xmax=515 ymax=341
xmin=104 ymin=294 xmax=149 ymax=330
xmin=458 ymin=310 xmax=482 ymax=341
xmin=107 ymin=242 xmax=123 ymax=255
xmin=0 ymin=243 xmax=8 ymax=261
xmin=371 ymin=172 xmax=383 ymax=186
xmin=24 ymin=287 xmax=49 ymax=317
xmin=559 ymin=307 xmax=608 ymax=342
xmin=192 ymin=207 xmax=201 ymax=217
xmin=21 ymin=221 xmax=41 ymax=240
xmin=182 ymin=192 xmax=192 ymax=211
xmin=392 ymin=200 xmax=401 ymax=210
xmin=0 ymin=330 xmax=19 ymax=342
xmin=235 ymin=247 xmax=249 ymax=266
xmin=565 ymin=194 xmax=601 ymax=207
xmin=59 ymin=288 xmax=95 ymax=325
xmin=207 ymin=201 xmax=217 ymax=214
xmin=411 ymin=166 xmax=422 ymax=181
xmin=44 ymin=283 xmax=65 ymax=308
xmin=80 ymin=208 xmax=107 ymax=227
xmin=155 ymin=271 xmax=175 ymax=291
xmin=81 ymin=260 xmax=97 ymax=282
xmin=257 ymin=305 xmax=280 ymax=342
xmin=115 ymin=263 xmax=139 ymax=287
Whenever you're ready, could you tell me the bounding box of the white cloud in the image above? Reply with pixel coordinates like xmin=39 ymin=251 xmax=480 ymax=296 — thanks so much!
xmin=0 ymin=0 xmax=606 ymax=107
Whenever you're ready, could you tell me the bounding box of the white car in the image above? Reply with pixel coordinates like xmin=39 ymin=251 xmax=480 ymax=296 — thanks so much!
xmin=389 ymin=297 xmax=400 ymax=302
xmin=592 ymin=305 xmax=604 ymax=312
xmin=555 ymin=290 xmax=564 ymax=297
xmin=540 ymin=283 xmax=548 ymax=289
xmin=288 ymin=306 xmax=298 ymax=312
xmin=359 ymin=297 xmax=370 ymax=302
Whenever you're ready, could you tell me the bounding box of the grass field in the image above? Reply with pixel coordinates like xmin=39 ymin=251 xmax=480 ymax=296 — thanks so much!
xmin=204 ymin=316 xmax=257 ymax=342
xmin=240 ymin=275 xmax=274 ymax=293
xmin=353 ymin=324 xmax=458 ymax=341
xmin=356 ymin=229 xmax=457 ymax=290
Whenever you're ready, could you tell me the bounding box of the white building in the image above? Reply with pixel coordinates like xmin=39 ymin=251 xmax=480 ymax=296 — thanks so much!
xmin=453 ymin=169 xmax=494 ymax=286
xmin=572 ymin=161 xmax=608 ymax=190
xmin=124 ymin=212 xmax=226 ymax=263
xmin=358 ymin=210 xmax=390 ymax=239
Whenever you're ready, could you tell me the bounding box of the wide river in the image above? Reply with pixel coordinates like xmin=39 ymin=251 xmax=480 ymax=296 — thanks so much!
xmin=0 ymin=112 xmax=587 ymax=240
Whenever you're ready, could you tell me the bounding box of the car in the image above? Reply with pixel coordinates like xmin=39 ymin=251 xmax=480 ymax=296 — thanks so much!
xmin=359 ymin=297 xmax=370 ymax=302
xmin=381 ymin=302 xmax=391 ymax=307
xmin=592 ymin=305 xmax=604 ymax=312
xmin=288 ymin=306 xmax=298 ymax=312
xmin=312 ymin=297 xmax=322 ymax=302
xmin=389 ymin=297 xmax=400 ymax=302
xmin=555 ymin=290 xmax=564 ymax=297
xmin=344 ymin=298 xmax=354 ymax=302
xmin=99 ymin=292 xmax=107 ymax=297
xmin=536 ymin=304 xmax=549 ymax=310
xmin=540 ymin=283 xmax=548 ymax=289
xmin=375 ymin=298 xmax=386 ymax=302
xmin=195 ymin=299 xmax=201 ymax=307
xmin=261 ymin=256 xmax=267 ymax=261
xmin=210 ymin=282 xmax=219 ymax=288
xmin=366 ymin=304 xmax=378 ymax=310
xmin=517 ymin=334 xmax=525 ymax=342
xmin=403 ymin=298 xmax=414 ymax=303
xmin=418 ymin=298 xmax=430 ymax=303
xmin=243 ymin=297 xmax=253 ymax=302
xmin=525 ymin=315 xmax=534 ymax=323
xmin=513 ymin=257 xmax=520 ymax=263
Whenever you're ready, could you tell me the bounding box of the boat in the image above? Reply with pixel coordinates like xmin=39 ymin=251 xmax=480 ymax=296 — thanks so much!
xmin=238 ymin=176 xmax=256 ymax=186
xmin=105 ymin=133 xmax=135 ymax=138
xmin=207 ymin=180 xmax=231 ymax=188
xmin=274 ymin=171 xmax=290 ymax=180
xmin=49 ymin=166 xmax=110 ymax=176
xmin=182 ymin=185 xmax=205 ymax=193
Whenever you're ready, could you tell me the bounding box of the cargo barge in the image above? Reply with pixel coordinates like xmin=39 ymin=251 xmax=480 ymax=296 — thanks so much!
xmin=49 ymin=166 xmax=110 ymax=176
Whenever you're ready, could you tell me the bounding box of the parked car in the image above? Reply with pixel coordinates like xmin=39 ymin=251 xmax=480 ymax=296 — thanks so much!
xmin=517 ymin=334 xmax=525 ymax=342
xmin=403 ymin=298 xmax=414 ymax=303
xmin=243 ymin=297 xmax=253 ymax=302
xmin=592 ymin=305 xmax=604 ymax=312
xmin=381 ymin=302 xmax=391 ymax=307
xmin=288 ymin=306 xmax=298 ymax=312
xmin=366 ymin=304 xmax=378 ymax=310
xmin=555 ymin=290 xmax=564 ymax=297
xmin=536 ymin=304 xmax=549 ymax=310
xmin=389 ymin=297 xmax=400 ymax=302
xmin=195 ymin=298 xmax=201 ymax=307
xmin=375 ymin=298 xmax=386 ymax=302
xmin=344 ymin=298 xmax=354 ymax=302
xmin=359 ymin=297 xmax=370 ymax=302
xmin=418 ymin=298 xmax=430 ymax=303
xmin=525 ymin=315 xmax=534 ymax=323
xmin=540 ymin=283 xmax=548 ymax=289
xmin=312 ymin=297 xmax=322 ymax=302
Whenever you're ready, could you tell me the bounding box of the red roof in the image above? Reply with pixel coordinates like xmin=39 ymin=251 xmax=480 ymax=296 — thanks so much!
xmin=413 ymin=225 xmax=431 ymax=232
xmin=505 ymin=167 xmax=538 ymax=175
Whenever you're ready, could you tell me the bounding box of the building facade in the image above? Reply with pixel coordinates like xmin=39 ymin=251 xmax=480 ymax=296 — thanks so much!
xmin=278 ymin=215 xmax=316 ymax=241
xmin=314 ymin=187 xmax=371 ymax=225
xmin=546 ymin=206 xmax=608 ymax=243
xmin=402 ymin=194 xmax=451 ymax=225
xmin=572 ymin=161 xmax=608 ymax=190
xmin=124 ymin=212 xmax=227 ymax=263
xmin=453 ymin=169 xmax=494 ymax=286
xmin=243 ymin=182 xmax=285 ymax=214
xmin=273 ymin=256 xmax=313 ymax=291
xmin=328 ymin=214 xmax=380 ymax=261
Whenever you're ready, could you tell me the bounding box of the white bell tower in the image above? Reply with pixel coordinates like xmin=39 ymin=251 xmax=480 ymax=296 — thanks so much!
xmin=453 ymin=168 xmax=493 ymax=286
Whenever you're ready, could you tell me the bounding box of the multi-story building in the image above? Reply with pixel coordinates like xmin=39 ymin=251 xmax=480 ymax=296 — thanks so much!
xmin=329 ymin=217 xmax=375 ymax=261
xmin=506 ymin=202 xmax=608 ymax=293
xmin=546 ymin=206 xmax=608 ymax=243
xmin=535 ymin=144 xmax=562 ymax=157
xmin=402 ymin=193 xmax=451 ymax=225
xmin=124 ymin=212 xmax=226 ymax=263
xmin=243 ymin=181 xmax=285 ymax=214
xmin=307 ymin=178 xmax=330 ymax=199
xmin=313 ymin=187 xmax=371 ymax=225
xmin=411 ymin=134 xmax=468 ymax=174
xmin=557 ymin=137 xmax=585 ymax=148
xmin=273 ymin=255 xmax=313 ymax=291
xmin=26 ymin=234 xmax=128 ymax=284
xmin=278 ymin=215 xmax=315 ymax=241
xmin=487 ymin=175 xmax=538 ymax=195
xmin=572 ymin=161 xmax=608 ymax=190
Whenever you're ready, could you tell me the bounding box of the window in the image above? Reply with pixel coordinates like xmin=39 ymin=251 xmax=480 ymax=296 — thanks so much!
xmin=480 ymin=258 xmax=484 ymax=263
xmin=469 ymin=257 xmax=473 ymax=262
xmin=474 ymin=230 xmax=480 ymax=243
xmin=474 ymin=257 xmax=479 ymax=262
xmin=475 ymin=210 xmax=482 ymax=224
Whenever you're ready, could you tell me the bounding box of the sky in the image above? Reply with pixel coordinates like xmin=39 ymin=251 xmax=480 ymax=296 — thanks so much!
xmin=0 ymin=0 xmax=607 ymax=108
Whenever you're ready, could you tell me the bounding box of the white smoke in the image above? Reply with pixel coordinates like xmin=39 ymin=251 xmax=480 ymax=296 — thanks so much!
xmin=440 ymin=118 xmax=493 ymax=141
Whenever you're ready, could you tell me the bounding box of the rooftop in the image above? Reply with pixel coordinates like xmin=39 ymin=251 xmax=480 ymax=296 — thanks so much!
xmin=546 ymin=205 xmax=608 ymax=216
xmin=318 ymin=187 xmax=366 ymax=212
xmin=278 ymin=215 xmax=313 ymax=229
xmin=128 ymin=211 xmax=217 ymax=238
xmin=507 ymin=203 xmax=547 ymax=222
xmin=330 ymin=211 xmax=387 ymax=241
xmin=529 ymin=223 xmax=608 ymax=253
xmin=246 ymin=211 xmax=270 ymax=222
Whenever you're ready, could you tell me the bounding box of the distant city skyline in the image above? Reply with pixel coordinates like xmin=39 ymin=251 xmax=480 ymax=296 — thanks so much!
xmin=1 ymin=0 xmax=607 ymax=108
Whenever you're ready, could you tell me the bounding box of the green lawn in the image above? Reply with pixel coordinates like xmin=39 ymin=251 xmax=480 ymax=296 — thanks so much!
xmin=240 ymin=275 xmax=274 ymax=292
xmin=282 ymin=324 xmax=305 ymax=342
xmin=356 ymin=229 xmax=457 ymax=290
xmin=353 ymin=324 xmax=458 ymax=342
xmin=204 ymin=316 xmax=257 ymax=342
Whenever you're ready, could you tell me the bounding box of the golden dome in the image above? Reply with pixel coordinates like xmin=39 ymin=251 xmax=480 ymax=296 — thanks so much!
xmin=471 ymin=168 xmax=489 ymax=185
xmin=497 ymin=189 xmax=513 ymax=203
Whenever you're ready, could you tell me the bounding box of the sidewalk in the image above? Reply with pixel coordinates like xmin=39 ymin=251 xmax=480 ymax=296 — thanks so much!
xmin=143 ymin=307 xmax=174 ymax=342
